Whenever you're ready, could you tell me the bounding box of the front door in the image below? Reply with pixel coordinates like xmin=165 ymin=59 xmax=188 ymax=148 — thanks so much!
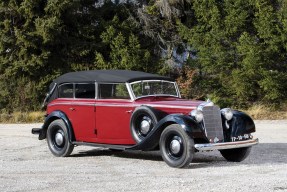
xmin=95 ymin=83 xmax=135 ymax=145
xmin=95 ymin=99 xmax=134 ymax=145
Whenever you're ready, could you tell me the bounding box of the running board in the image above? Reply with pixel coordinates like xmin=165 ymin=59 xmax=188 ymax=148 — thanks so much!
xmin=72 ymin=142 xmax=133 ymax=150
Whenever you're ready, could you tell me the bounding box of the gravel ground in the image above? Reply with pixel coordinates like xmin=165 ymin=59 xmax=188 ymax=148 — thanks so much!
xmin=0 ymin=121 xmax=286 ymax=192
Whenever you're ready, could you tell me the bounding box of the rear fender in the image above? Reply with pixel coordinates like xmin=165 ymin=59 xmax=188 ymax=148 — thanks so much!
xmin=39 ymin=111 xmax=75 ymax=142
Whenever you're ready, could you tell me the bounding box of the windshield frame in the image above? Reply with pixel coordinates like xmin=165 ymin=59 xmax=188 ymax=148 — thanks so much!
xmin=128 ymin=80 xmax=181 ymax=100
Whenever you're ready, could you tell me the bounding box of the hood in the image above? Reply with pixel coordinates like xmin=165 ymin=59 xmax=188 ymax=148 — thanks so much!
xmin=135 ymin=97 xmax=205 ymax=114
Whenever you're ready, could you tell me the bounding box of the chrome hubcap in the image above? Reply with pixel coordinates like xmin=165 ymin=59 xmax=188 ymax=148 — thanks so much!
xmin=140 ymin=117 xmax=151 ymax=134
xmin=170 ymin=138 xmax=181 ymax=155
xmin=55 ymin=132 xmax=64 ymax=146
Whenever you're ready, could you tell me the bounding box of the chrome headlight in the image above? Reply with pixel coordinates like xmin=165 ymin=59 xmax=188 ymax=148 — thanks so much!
xmin=221 ymin=108 xmax=233 ymax=120
xmin=190 ymin=109 xmax=203 ymax=123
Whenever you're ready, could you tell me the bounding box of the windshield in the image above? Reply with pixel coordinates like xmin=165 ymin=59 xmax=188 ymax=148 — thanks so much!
xmin=130 ymin=80 xmax=179 ymax=99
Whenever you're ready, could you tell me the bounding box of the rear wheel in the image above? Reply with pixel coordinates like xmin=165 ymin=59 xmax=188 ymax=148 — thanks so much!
xmin=159 ymin=124 xmax=195 ymax=168
xmin=47 ymin=119 xmax=74 ymax=157
xmin=220 ymin=147 xmax=251 ymax=162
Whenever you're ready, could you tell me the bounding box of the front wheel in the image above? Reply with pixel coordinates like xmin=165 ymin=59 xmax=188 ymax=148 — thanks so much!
xmin=220 ymin=147 xmax=251 ymax=162
xmin=47 ymin=119 xmax=74 ymax=157
xmin=159 ymin=124 xmax=195 ymax=168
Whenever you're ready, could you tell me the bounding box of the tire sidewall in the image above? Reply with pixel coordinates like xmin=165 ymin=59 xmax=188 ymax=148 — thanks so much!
xmin=160 ymin=124 xmax=194 ymax=168
xmin=47 ymin=119 xmax=73 ymax=157
xmin=130 ymin=106 xmax=159 ymax=143
xmin=220 ymin=147 xmax=251 ymax=162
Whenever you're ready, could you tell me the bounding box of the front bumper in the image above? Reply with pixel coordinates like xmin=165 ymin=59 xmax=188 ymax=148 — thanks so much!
xmin=194 ymin=138 xmax=259 ymax=151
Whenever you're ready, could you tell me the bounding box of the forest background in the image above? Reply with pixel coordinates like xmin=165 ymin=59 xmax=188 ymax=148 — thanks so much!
xmin=0 ymin=0 xmax=287 ymax=121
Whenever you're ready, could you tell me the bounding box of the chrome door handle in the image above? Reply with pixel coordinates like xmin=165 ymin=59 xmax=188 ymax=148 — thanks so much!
xmin=126 ymin=110 xmax=133 ymax=113
xmin=69 ymin=108 xmax=75 ymax=111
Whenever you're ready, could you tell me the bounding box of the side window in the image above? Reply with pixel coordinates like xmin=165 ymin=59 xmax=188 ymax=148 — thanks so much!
xmin=98 ymin=84 xmax=130 ymax=99
xmin=115 ymin=84 xmax=130 ymax=99
xmin=75 ymin=84 xmax=95 ymax=99
xmin=58 ymin=84 xmax=73 ymax=98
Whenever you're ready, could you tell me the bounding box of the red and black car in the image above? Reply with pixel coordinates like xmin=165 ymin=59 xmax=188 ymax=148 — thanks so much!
xmin=32 ymin=70 xmax=258 ymax=168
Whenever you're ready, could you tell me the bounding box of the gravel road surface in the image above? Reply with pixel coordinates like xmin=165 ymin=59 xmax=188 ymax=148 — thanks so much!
xmin=0 ymin=121 xmax=286 ymax=192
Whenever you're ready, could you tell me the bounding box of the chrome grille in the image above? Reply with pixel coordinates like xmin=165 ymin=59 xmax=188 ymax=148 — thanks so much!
xmin=202 ymin=106 xmax=224 ymax=143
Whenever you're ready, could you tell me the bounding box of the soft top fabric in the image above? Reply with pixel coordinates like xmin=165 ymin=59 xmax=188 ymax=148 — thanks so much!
xmin=51 ymin=70 xmax=173 ymax=86
xmin=46 ymin=70 xmax=174 ymax=102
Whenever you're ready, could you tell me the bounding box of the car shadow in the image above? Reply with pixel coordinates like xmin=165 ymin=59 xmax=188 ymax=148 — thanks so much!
xmin=189 ymin=143 xmax=287 ymax=169
xmin=70 ymin=143 xmax=287 ymax=169
xmin=72 ymin=149 xmax=163 ymax=161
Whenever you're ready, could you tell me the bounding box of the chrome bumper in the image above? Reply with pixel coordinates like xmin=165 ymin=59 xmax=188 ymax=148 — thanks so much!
xmin=194 ymin=138 xmax=259 ymax=151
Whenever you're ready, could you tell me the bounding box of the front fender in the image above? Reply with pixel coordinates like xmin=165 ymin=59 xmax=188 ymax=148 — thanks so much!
xmin=129 ymin=114 xmax=205 ymax=151
xmin=158 ymin=114 xmax=205 ymax=138
xmin=39 ymin=111 xmax=75 ymax=142
xmin=229 ymin=110 xmax=256 ymax=137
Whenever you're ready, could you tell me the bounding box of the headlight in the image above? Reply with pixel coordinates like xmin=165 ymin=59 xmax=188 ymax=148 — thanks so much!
xmin=221 ymin=108 xmax=233 ymax=120
xmin=190 ymin=109 xmax=203 ymax=123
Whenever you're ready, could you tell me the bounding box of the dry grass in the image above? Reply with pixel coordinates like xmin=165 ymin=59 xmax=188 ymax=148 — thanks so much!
xmin=243 ymin=104 xmax=287 ymax=120
xmin=0 ymin=104 xmax=286 ymax=123
xmin=0 ymin=111 xmax=45 ymax=123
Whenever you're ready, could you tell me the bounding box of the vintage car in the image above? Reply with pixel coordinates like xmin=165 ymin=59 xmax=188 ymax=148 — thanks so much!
xmin=32 ymin=70 xmax=258 ymax=168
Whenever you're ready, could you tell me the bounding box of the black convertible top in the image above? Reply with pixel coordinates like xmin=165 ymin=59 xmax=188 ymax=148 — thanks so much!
xmin=43 ymin=70 xmax=173 ymax=105
xmin=52 ymin=70 xmax=173 ymax=85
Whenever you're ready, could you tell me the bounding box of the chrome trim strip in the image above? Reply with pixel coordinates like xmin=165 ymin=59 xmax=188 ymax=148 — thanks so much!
xmin=134 ymin=94 xmax=180 ymax=100
xmin=148 ymin=104 xmax=195 ymax=109
xmin=174 ymin=82 xmax=181 ymax=98
xmin=131 ymin=79 xmax=174 ymax=84
xmin=48 ymin=102 xmax=95 ymax=107
xmin=95 ymin=103 xmax=134 ymax=107
xmin=95 ymin=81 xmax=98 ymax=99
xmin=73 ymin=142 xmax=132 ymax=150
xmin=194 ymin=138 xmax=259 ymax=151
xmin=126 ymin=82 xmax=135 ymax=101
xmin=48 ymin=102 xmax=197 ymax=109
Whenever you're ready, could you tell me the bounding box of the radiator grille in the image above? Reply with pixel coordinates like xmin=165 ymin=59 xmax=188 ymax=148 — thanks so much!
xmin=202 ymin=106 xmax=224 ymax=143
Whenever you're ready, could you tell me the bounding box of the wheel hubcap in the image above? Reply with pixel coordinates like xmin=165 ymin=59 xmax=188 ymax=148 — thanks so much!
xmin=55 ymin=131 xmax=64 ymax=146
xmin=169 ymin=136 xmax=182 ymax=155
xmin=140 ymin=117 xmax=151 ymax=135
xmin=170 ymin=139 xmax=181 ymax=155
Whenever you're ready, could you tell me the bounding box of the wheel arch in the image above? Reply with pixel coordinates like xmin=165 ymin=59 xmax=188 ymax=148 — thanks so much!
xmin=229 ymin=110 xmax=256 ymax=137
xmin=130 ymin=105 xmax=167 ymax=143
xmin=40 ymin=111 xmax=75 ymax=142
xmin=129 ymin=114 xmax=204 ymax=151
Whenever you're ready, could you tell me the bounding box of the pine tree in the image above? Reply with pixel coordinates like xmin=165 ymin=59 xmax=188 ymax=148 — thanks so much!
xmin=94 ymin=15 xmax=155 ymax=72
xmin=0 ymin=0 xmax=162 ymax=111
xmin=178 ymin=0 xmax=287 ymax=107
